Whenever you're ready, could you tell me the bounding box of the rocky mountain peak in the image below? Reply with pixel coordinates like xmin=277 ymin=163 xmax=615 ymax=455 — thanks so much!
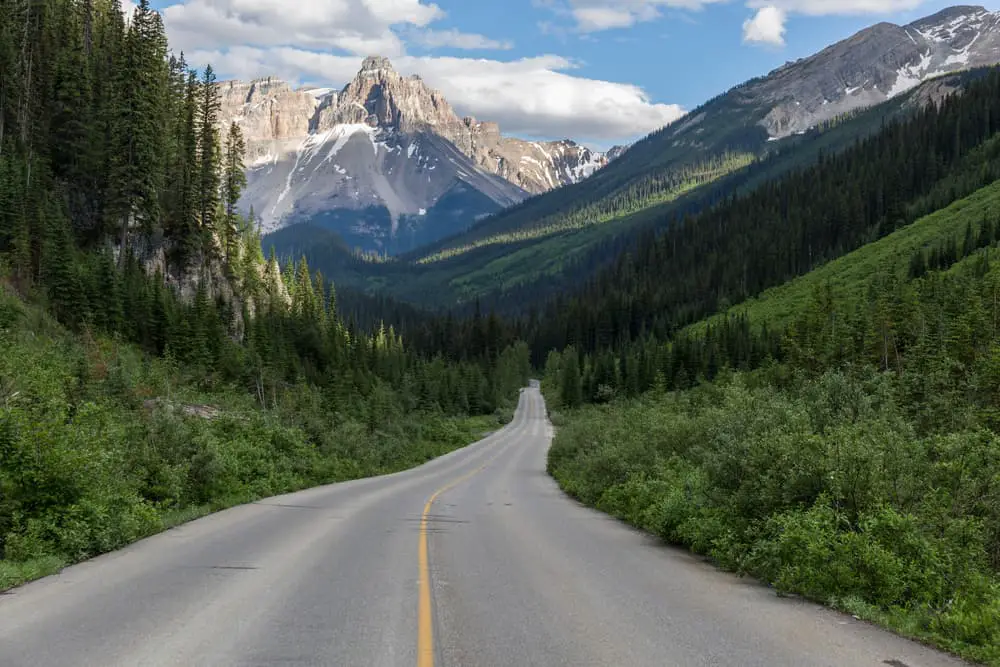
xmin=359 ymin=55 xmax=395 ymax=75
xmin=321 ymin=55 xmax=458 ymax=133
xmin=216 ymin=56 xmax=612 ymax=249
xmin=699 ymin=4 xmax=1000 ymax=142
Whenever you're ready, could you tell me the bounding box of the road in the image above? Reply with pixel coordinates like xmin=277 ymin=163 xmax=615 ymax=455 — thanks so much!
xmin=0 ymin=384 xmax=971 ymax=667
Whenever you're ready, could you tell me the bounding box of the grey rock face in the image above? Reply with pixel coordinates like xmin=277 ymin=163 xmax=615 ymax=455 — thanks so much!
xmin=605 ymin=145 xmax=630 ymax=161
xmin=742 ymin=5 xmax=1000 ymax=140
xmin=219 ymin=58 xmax=607 ymax=251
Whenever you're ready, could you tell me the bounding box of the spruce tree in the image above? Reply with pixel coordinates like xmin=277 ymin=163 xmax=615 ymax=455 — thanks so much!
xmin=108 ymin=0 xmax=167 ymax=255
xmin=196 ymin=65 xmax=221 ymax=255
xmin=221 ymin=121 xmax=246 ymax=265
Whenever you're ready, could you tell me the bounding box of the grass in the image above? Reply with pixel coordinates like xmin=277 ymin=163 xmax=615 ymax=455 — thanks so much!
xmin=417 ymin=154 xmax=756 ymax=265
xmin=0 ymin=556 xmax=67 ymax=592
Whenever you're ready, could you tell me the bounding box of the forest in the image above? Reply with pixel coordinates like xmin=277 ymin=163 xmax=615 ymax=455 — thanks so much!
xmin=0 ymin=0 xmax=529 ymax=589
xmin=525 ymin=69 xmax=1000 ymax=358
xmin=539 ymin=80 xmax=1000 ymax=664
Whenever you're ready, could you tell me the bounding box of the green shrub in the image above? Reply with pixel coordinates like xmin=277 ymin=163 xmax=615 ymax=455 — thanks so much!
xmin=548 ymin=370 xmax=1000 ymax=663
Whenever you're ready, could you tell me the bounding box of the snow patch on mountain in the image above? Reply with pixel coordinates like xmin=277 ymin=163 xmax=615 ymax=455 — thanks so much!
xmin=742 ymin=5 xmax=1000 ymax=141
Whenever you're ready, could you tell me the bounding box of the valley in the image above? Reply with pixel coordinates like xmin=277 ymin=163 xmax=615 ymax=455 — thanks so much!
xmin=3 ymin=1 xmax=1000 ymax=666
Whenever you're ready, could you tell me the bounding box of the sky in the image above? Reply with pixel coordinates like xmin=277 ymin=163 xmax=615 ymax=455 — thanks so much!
xmin=148 ymin=0 xmax=1000 ymax=148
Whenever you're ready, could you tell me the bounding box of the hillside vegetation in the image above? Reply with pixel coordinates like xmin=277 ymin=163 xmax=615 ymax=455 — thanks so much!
xmin=526 ymin=69 xmax=1000 ymax=357
xmin=0 ymin=282 xmax=512 ymax=591
xmin=541 ymin=145 xmax=1000 ymax=665
xmin=690 ymin=178 xmax=1000 ymax=335
xmin=279 ymin=71 xmax=986 ymax=311
xmin=0 ymin=0 xmax=531 ymax=590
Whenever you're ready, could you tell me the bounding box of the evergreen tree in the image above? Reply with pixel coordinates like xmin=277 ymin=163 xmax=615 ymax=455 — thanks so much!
xmin=196 ymin=64 xmax=220 ymax=254
xmin=108 ymin=0 xmax=167 ymax=255
xmin=221 ymin=120 xmax=246 ymax=265
xmin=560 ymin=347 xmax=583 ymax=408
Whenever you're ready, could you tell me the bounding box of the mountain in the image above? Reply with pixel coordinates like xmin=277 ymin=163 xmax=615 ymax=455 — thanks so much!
xmin=283 ymin=63 xmax=996 ymax=313
xmin=405 ymin=5 xmax=1000 ymax=272
xmin=219 ymin=57 xmax=608 ymax=253
xmin=731 ymin=5 xmax=1000 ymax=141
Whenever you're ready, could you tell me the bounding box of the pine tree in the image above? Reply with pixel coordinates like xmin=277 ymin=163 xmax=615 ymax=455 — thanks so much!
xmin=196 ymin=64 xmax=221 ymax=254
xmin=50 ymin=0 xmax=98 ymax=234
xmin=221 ymin=120 xmax=246 ymax=265
xmin=560 ymin=347 xmax=583 ymax=408
xmin=108 ymin=0 xmax=167 ymax=256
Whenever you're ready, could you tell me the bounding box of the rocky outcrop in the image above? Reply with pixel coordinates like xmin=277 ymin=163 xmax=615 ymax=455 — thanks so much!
xmin=217 ymin=78 xmax=321 ymax=164
xmin=219 ymin=57 xmax=609 ymax=198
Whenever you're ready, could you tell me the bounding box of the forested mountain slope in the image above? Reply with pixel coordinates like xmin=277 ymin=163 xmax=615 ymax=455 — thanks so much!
xmin=540 ymin=137 xmax=1000 ymax=667
xmin=272 ymin=69 xmax=988 ymax=311
xmin=525 ymin=68 xmax=1000 ymax=355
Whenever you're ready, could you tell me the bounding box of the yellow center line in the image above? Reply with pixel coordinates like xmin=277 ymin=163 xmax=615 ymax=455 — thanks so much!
xmin=417 ymin=465 xmax=486 ymax=667
xmin=417 ymin=399 xmax=533 ymax=667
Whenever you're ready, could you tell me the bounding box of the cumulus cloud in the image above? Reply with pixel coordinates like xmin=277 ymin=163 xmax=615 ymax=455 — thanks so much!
xmin=161 ymin=0 xmax=441 ymax=54
xmin=743 ymin=6 xmax=786 ymax=45
xmin=186 ymin=48 xmax=685 ymax=143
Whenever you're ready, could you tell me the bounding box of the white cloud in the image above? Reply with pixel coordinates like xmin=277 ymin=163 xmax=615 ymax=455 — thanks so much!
xmin=413 ymin=29 xmax=513 ymax=50
xmin=161 ymin=0 xmax=441 ymax=54
xmin=573 ymin=6 xmax=642 ymax=31
xmin=187 ymin=48 xmax=685 ymax=142
xmin=562 ymin=0 xmax=726 ymax=32
xmin=743 ymin=6 xmax=786 ymax=45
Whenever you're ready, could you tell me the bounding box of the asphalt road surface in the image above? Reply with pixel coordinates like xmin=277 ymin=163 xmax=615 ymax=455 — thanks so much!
xmin=0 ymin=384 xmax=972 ymax=666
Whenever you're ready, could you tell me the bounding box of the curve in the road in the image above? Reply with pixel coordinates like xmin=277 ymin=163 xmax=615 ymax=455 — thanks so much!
xmin=0 ymin=385 xmax=974 ymax=667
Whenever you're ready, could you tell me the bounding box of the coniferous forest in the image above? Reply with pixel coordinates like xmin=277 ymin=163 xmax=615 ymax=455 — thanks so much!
xmin=0 ymin=0 xmax=529 ymax=588
xmin=537 ymin=72 xmax=1000 ymax=664
xmin=4 ymin=0 xmax=1000 ymax=663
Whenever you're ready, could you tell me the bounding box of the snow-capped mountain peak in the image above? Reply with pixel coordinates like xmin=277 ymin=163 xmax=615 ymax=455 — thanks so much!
xmin=702 ymin=5 xmax=1000 ymax=142
xmin=217 ymin=57 xmax=610 ymax=253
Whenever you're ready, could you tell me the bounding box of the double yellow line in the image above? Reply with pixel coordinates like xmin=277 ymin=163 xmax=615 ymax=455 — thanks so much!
xmin=416 ymin=397 xmax=533 ymax=667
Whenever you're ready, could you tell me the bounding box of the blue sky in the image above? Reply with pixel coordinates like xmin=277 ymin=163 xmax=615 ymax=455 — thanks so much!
xmin=151 ymin=0 xmax=999 ymax=147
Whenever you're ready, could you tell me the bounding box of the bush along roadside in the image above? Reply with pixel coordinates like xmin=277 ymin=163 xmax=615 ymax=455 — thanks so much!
xmin=544 ymin=370 xmax=1000 ymax=666
xmin=0 ymin=290 xmax=519 ymax=592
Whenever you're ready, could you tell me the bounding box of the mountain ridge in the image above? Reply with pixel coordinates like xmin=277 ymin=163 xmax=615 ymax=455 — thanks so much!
xmin=219 ymin=57 xmax=612 ymax=252
xmin=405 ymin=5 xmax=1000 ymax=270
